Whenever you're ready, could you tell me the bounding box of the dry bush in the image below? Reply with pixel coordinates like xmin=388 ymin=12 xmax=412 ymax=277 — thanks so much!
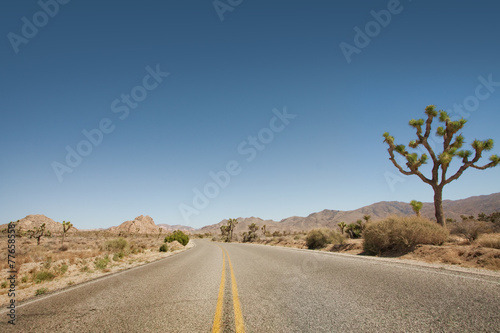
xmin=33 ymin=271 xmax=55 ymax=283
xmin=478 ymin=212 xmax=500 ymax=232
xmin=102 ymin=238 xmax=128 ymax=252
xmin=450 ymin=218 xmax=493 ymax=243
xmin=477 ymin=233 xmax=500 ymax=249
xmin=305 ymin=229 xmax=344 ymax=249
xmin=363 ymin=216 xmax=448 ymax=255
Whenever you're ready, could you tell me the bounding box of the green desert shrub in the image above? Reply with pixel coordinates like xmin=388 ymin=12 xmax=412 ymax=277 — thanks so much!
xmin=43 ymin=257 xmax=52 ymax=270
xmin=164 ymin=230 xmax=189 ymax=246
xmin=34 ymin=271 xmax=55 ymax=283
xmin=35 ymin=288 xmax=48 ymax=296
xmin=113 ymin=251 xmax=125 ymax=261
xmin=94 ymin=257 xmax=110 ymax=270
xmin=363 ymin=216 xmax=448 ymax=255
xmin=80 ymin=265 xmax=91 ymax=273
xmin=103 ymin=238 xmax=128 ymax=252
xmin=159 ymin=244 xmax=168 ymax=252
xmin=60 ymin=264 xmax=68 ymax=274
xmin=305 ymin=229 xmax=344 ymax=249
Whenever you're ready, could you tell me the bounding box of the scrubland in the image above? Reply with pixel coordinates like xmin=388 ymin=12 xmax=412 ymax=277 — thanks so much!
xmin=0 ymin=231 xmax=192 ymax=306
xmin=208 ymin=214 xmax=500 ymax=271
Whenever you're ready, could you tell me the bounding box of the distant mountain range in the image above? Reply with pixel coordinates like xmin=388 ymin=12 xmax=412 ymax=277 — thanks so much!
xmin=197 ymin=192 xmax=500 ymax=234
xmin=4 ymin=193 xmax=499 ymax=235
xmin=157 ymin=224 xmax=195 ymax=232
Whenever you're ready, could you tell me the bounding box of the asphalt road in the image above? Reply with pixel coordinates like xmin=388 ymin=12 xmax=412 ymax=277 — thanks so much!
xmin=2 ymin=239 xmax=500 ymax=332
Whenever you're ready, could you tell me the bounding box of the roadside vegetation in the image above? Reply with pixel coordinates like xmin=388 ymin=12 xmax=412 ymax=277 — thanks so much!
xmin=362 ymin=216 xmax=448 ymax=255
xmin=164 ymin=230 xmax=190 ymax=246
xmin=0 ymin=229 xmax=191 ymax=306
xmin=206 ymin=210 xmax=500 ymax=271
xmin=219 ymin=218 xmax=238 ymax=242
xmin=305 ymin=229 xmax=344 ymax=249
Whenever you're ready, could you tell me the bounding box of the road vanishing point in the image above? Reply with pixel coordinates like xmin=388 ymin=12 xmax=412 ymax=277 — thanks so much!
xmin=2 ymin=239 xmax=500 ymax=332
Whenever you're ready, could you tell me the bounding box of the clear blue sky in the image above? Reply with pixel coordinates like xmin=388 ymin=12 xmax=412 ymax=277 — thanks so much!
xmin=1 ymin=0 xmax=500 ymax=229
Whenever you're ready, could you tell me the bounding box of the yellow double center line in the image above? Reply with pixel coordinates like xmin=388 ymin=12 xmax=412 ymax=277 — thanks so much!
xmin=212 ymin=246 xmax=245 ymax=333
xmin=212 ymin=251 xmax=226 ymax=332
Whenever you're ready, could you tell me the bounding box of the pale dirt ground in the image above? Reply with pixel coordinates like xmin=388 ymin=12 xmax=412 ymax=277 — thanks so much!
xmin=0 ymin=234 xmax=193 ymax=307
xmin=400 ymin=243 xmax=500 ymax=271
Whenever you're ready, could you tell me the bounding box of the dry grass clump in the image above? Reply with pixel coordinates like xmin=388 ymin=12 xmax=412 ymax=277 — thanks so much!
xmin=404 ymin=244 xmax=500 ymax=270
xmin=477 ymin=233 xmax=500 ymax=249
xmin=363 ymin=216 xmax=448 ymax=255
xmin=33 ymin=271 xmax=55 ymax=283
xmin=305 ymin=229 xmax=344 ymax=249
xmin=449 ymin=218 xmax=493 ymax=243
xmin=102 ymin=237 xmax=128 ymax=252
xmin=328 ymin=238 xmax=363 ymax=253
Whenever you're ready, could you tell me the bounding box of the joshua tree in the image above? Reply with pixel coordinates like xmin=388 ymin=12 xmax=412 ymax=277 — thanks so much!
xmin=261 ymin=224 xmax=267 ymax=236
xmin=220 ymin=225 xmax=229 ymax=241
xmin=383 ymin=105 xmax=499 ymax=227
xmin=248 ymin=223 xmax=259 ymax=233
xmin=243 ymin=223 xmax=259 ymax=242
xmin=410 ymin=200 xmax=423 ymax=217
xmin=363 ymin=215 xmax=371 ymax=224
xmin=28 ymin=223 xmax=46 ymax=245
xmin=345 ymin=222 xmax=362 ymax=238
xmin=337 ymin=222 xmax=346 ymax=234
xmin=157 ymin=227 xmax=163 ymax=240
xmin=356 ymin=219 xmax=366 ymax=231
xmin=61 ymin=220 xmax=73 ymax=244
xmin=227 ymin=218 xmax=238 ymax=241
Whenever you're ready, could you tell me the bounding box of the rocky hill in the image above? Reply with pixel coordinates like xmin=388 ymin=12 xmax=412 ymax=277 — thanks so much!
xmin=197 ymin=192 xmax=500 ymax=234
xmin=108 ymin=215 xmax=159 ymax=234
xmin=2 ymin=214 xmax=194 ymax=235
xmin=1 ymin=214 xmax=77 ymax=234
